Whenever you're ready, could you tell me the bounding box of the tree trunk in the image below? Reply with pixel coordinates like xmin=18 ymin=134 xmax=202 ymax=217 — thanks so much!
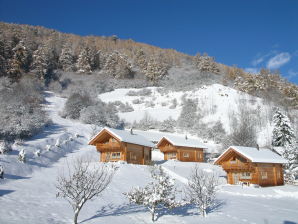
xmin=151 ymin=206 xmax=155 ymax=222
xmin=73 ymin=207 xmax=81 ymax=224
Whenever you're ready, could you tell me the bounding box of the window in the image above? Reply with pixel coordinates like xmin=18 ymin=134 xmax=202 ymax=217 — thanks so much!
xmin=111 ymin=152 xmax=121 ymax=159
xmin=261 ymin=172 xmax=268 ymax=179
xmin=110 ymin=138 xmax=117 ymax=142
xmin=183 ymin=152 xmax=189 ymax=158
xmin=241 ymin=172 xmax=251 ymax=179
xmin=168 ymin=152 xmax=176 ymax=159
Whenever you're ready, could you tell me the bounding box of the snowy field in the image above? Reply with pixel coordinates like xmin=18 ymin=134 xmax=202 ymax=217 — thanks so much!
xmin=1 ymin=90 xmax=298 ymax=224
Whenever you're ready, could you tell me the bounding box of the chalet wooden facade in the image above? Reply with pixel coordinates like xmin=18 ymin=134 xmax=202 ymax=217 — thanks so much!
xmin=157 ymin=136 xmax=207 ymax=162
xmin=88 ymin=127 xmax=154 ymax=165
xmin=214 ymin=146 xmax=287 ymax=187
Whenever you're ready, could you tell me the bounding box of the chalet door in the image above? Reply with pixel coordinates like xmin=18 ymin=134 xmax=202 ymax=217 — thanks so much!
xmin=232 ymin=172 xmax=240 ymax=185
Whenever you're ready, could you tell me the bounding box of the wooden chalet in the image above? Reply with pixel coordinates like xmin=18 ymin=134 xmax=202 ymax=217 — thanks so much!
xmin=214 ymin=146 xmax=287 ymax=187
xmin=157 ymin=136 xmax=207 ymax=162
xmin=88 ymin=127 xmax=154 ymax=165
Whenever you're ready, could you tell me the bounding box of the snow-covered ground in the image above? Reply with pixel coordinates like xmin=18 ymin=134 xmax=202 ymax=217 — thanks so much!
xmin=98 ymin=84 xmax=273 ymax=142
xmin=1 ymin=90 xmax=298 ymax=224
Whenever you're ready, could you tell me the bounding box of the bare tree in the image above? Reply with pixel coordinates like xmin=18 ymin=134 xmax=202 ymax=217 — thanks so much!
xmin=56 ymin=157 xmax=115 ymax=224
xmin=186 ymin=165 xmax=218 ymax=217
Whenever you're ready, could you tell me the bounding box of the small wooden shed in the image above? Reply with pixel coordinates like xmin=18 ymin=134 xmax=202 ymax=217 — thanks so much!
xmin=214 ymin=146 xmax=287 ymax=186
xmin=88 ymin=127 xmax=154 ymax=165
xmin=156 ymin=136 xmax=207 ymax=162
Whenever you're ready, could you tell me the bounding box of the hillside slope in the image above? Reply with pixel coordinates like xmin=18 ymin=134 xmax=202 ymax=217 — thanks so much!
xmin=1 ymin=92 xmax=298 ymax=224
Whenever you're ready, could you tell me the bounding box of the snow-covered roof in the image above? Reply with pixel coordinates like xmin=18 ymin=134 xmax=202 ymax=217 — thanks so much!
xmin=158 ymin=135 xmax=207 ymax=149
xmin=215 ymin=146 xmax=287 ymax=164
xmin=89 ymin=127 xmax=155 ymax=148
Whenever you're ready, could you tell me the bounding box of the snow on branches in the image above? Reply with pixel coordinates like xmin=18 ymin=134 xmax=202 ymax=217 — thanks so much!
xmin=186 ymin=165 xmax=219 ymax=217
xmin=124 ymin=165 xmax=179 ymax=222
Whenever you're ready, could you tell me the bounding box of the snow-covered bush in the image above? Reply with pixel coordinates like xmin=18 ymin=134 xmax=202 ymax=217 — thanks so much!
xmin=46 ymin=144 xmax=52 ymax=151
xmin=79 ymin=101 xmax=123 ymax=128
xmin=61 ymin=92 xmax=93 ymax=119
xmin=177 ymin=98 xmax=198 ymax=130
xmin=0 ymin=141 xmax=11 ymax=154
xmin=35 ymin=150 xmax=41 ymax=157
xmin=55 ymin=139 xmax=61 ymax=148
xmin=126 ymin=88 xmax=152 ymax=96
xmin=124 ymin=165 xmax=178 ymax=221
xmin=132 ymin=98 xmax=142 ymax=104
xmin=0 ymin=78 xmax=49 ymax=139
xmin=18 ymin=149 xmax=26 ymax=163
xmin=169 ymin=98 xmax=177 ymax=109
xmin=132 ymin=113 xmax=159 ymax=131
xmin=159 ymin=117 xmax=176 ymax=133
xmin=118 ymin=102 xmax=134 ymax=112
xmin=56 ymin=157 xmax=115 ymax=224
xmin=0 ymin=165 xmax=3 ymax=179
xmin=186 ymin=165 xmax=219 ymax=217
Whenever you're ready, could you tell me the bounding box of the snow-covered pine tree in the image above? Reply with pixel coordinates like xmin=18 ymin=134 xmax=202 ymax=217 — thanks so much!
xmin=103 ymin=51 xmax=133 ymax=78
xmin=272 ymin=108 xmax=295 ymax=147
xmin=32 ymin=45 xmax=54 ymax=81
xmin=58 ymin=45 xmax=73 ymax=72
xmin=193 ymin=53 xmax=220 ymax=74
xmin=125 ymin=165 xmax=178 ymax=222
xmin=76 ymin=48 xmax=92 ymax=74
xmin=272 ymin=108 xmax=297 ymax=183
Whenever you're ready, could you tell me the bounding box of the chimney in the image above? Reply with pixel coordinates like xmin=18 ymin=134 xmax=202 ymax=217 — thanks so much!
xmin=256 ymin=144 xmax=259 ymax=151
xmin=130 ymin=128 xmax=133 ymax=135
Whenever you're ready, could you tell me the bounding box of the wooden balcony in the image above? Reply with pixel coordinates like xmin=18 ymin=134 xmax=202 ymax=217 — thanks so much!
xmin=96 ymin=142 xmax=121 ymax=151
xmin=222 ymin=161 xmax=254 ymax=171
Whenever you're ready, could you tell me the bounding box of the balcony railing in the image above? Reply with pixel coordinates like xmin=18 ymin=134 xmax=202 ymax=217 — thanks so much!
xmin=221 ymin=161 xmax=254 ymax=171
xmin=96 ymin=142 xmax=121 ymax=151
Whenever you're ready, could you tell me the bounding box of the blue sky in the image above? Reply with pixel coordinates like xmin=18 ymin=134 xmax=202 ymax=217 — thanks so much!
xmin=0 ymin=0 xmax=297 ymax=84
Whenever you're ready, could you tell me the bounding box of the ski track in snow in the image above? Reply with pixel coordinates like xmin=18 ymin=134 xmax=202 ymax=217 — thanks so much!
xmin=0 ymin=90 xmax=298 ymax=224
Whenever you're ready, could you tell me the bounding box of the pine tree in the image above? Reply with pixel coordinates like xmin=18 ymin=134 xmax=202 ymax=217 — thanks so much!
xmin=32 ymin=45 xmax=54 ymax=81
xmin=76 ymin=48 xmax=92 ymax=74
xmin=272 ymin=108 xmax=295 ymax=147
xmin=59 ymin=45 xmax=73 ymax=71
xmin=103 ymin=51 xmax=133 ymax=78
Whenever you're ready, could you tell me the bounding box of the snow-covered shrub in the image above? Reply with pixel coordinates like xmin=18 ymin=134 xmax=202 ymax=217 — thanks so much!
xmin=79 ymin=101 xmax=122 ymax=129
xmin=132 ymin=98 xmax=142 ymax=104
xmin=145 ymin=101 xmax=155 ymax=108
xmin=169 ymin=98 xmax=177 ymax=109
xmin=55 ymin=139 xmax=61 ymax=148
xmin=46 ymin=144 xmax=52 ymax=151
xmin=159 ymin=117 xmax=176 ymax=133
xmin=61 ymin=92 xmax=93 ymax=119
xmin=133 ymin=113 xmax=159 ymax=131
xmin=124 ymin=165 xmax=178 ymax=222
xmin=205 ymin=121 xmax=226 ymax=143
xmin=35 ymin=150 xmax=41 ymax=157
xmin=0 ymin=141 xmax=11 ymax=154
xmin=177 ymin=98 xmax=198 ymax=130
xmin=18 ymin=149 xmax=26 ymax=163
xmin=0 ymin=78 xmax=49 ymax=139
xmin=118 ymin=102 xmax=134 ymax=112
xmin=0 ymin=165 xmax=4 ymax=179
xmin=126 ymin=88 xmax=152 ymax=96
xmin=186 ymin=165 xmax=219 ymax=217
